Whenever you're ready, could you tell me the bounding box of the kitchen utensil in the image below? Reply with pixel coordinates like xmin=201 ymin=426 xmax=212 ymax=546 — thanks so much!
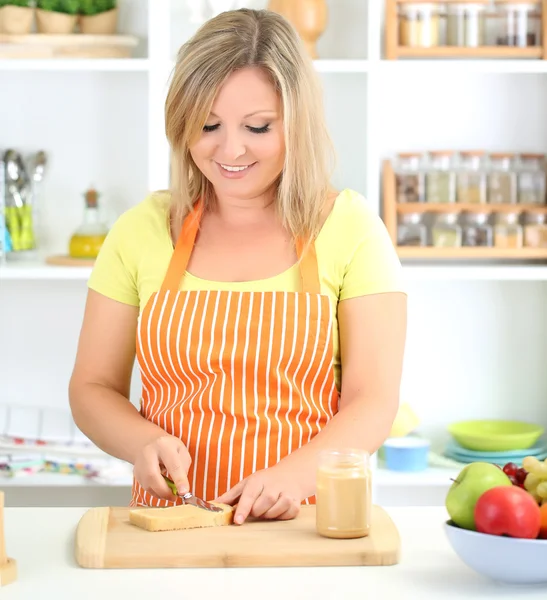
xmin=75 ymin=504 xmax=401 ymax=569
xmin=445 ymin=438 xmax=547 ymax=460
xmin=382 ymin=436 xmax=430 ymax=472
xmin=444 ymin=520 xmax=547 ymax=585
xmin=162 ymin=475 xmax=224 ymax=512
xmin=447 ymin=419 xmax=544 ymax=452
xmin=3 ymin=149 xmax=34 ymax=252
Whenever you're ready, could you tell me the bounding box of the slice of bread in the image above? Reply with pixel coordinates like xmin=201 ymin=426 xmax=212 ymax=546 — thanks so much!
xmin=129 ymin=502 xmax=234 ymax=532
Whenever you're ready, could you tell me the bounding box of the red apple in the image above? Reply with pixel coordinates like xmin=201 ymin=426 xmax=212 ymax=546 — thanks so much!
xmin=474 ymin=485 xmax=541 ymax=539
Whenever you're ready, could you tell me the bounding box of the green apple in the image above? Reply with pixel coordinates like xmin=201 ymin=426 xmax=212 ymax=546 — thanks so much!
xmin=445 ymin=462 xmax=512 ymax=530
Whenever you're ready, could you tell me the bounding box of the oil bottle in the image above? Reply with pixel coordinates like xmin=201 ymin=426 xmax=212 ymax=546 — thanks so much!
xmin=69 ymin=186 xmax=108 ymax=259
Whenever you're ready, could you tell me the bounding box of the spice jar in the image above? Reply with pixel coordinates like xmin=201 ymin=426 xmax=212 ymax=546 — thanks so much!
xmin=488 ymin=153 xmax=517 ymax=204
xmin=494 ymin=0 xmax=542 ymax=47
xmin=494 ymin=212 xmax=523 ymax=248
xmin=426 ymin=151 xmax=457 ymax=203
xmin=518 ymin=153 xmax=546 ymax=205
xmin=316 ymin=449 xmax=371 ymax=539
xmin=397 ymin=212 xmax=429 ymax=246
xmin=395 ymin=152 xmax=425 ymax=203
xmin=446 ymin=1 xmax=489 ymax=47
xmin=457 ymin=151 xmax=487 ymax=204
xmin=432 ymin=212 xmax=462 ymax=247
xmin=462 ymin=211 xmax=493 ymax=246
xmin=523 ymin=211 xmax=547 ymax=247
xmin=399 ymin=3 xmax=444 ymax=47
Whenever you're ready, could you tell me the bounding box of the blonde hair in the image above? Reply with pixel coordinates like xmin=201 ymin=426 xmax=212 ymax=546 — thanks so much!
xmin=165 ymin=8 xmax=335 ymax=241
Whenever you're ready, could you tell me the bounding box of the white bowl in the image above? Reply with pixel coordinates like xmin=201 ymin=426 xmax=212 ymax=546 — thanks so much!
xmin=444 ymin=520 xmax=547 ymax=585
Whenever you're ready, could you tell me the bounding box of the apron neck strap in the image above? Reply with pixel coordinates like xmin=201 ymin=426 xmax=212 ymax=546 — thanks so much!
xmin=161 ymin=200 xmax=321 ymax=295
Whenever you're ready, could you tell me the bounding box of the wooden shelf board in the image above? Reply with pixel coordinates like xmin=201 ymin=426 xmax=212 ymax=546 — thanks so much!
xmin=396 ymin=203 xmax=547 ymax=214
xmin=396 ymin=247 xmax=547 ymax=259
xmin=393 ymin=46 xmax=543 ymax=59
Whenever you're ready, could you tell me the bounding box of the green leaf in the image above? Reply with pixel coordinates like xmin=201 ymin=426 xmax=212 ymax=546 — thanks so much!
xmin=0 ymin=1 xmax=32 ymax=7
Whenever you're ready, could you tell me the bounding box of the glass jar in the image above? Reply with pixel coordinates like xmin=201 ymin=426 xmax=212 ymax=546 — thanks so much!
xmin=494 ymin=211 xmax=523 ymax=248
xmin=494 ymin=0 xmax=542 ymax=47
xmin=426 ymin=151 xmax=456 ymax=203
xmin=399 ymin=3 xmax=444 ymax=47
xmin=488 ymin=153 xmax=517 ymax=204
xmin=397 ymin=212 xmax=429 ymax=246
xmin=447 ymin=1 xmax=489 ymax=47
xmin=316 ymin=449 xmax=371 ymax=540
xmin=518 ymin=153 xmax=546 ymax=205
xmin=457 ymin=151 xmax=487 ymax=204
xmin=432 ymin=212 xmax=462 ymax=246
xmin=68 ymin=187 xmax=109 ymax=259
xmin=462 ymin=211 xmax=493 ymax=246
xmin=395 ymin=152 xmax=425 ymax=203
xmin=523 ymin=211 xmax=547 ymax=247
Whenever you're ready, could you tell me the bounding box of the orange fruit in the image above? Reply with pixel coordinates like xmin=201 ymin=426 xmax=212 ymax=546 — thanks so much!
xmin=539 ymin=503 xmax=547 ymax=539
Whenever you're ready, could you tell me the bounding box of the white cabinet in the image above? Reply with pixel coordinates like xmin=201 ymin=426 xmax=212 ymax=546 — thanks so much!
xmin=0 ymin=0 xmax=545 ymax=508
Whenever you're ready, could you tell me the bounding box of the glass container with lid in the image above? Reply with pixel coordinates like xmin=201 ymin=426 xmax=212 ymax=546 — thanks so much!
xmin=494 ymin=0 xmax=542 ymax=47
xmin=432 ymin=212 xmax=462 ymax=246
xmin=457 ymin=150 xmax=487 ymax=204
xmin=398 ymin=3 xmax=445 ymax=47
xmin=494 ymin=211 xmax=523 ymax=248
xmin=316 ymin=448 xmax=371 ymax=539
xmin=523 ymin=211 xmax=547 ymax=247
xmin=446 ymin=1 xmax=489 ymax=47
xmin=426 ymin=151 xmax=457 ymax=203
xmin=488 ymin=153 xmax=517 ymax=204
xmin=395 ymin=152 xmax=425 ymax=203
xmin=462 ymin=211 xmax=493 ymax=246
xmin=517 ymin=153 xmax=546 ymax=205
xmin=397 ymin=212 xmax=428 ymax=246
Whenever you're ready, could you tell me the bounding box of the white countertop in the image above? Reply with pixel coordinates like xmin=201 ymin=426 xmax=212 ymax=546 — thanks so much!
xmin=1 ymin=506 xmax=545 ymax=599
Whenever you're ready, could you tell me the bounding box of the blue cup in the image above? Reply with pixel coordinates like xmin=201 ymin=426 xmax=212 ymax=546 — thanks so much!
xmin=383 ymin=436 xmax=430 ymax=472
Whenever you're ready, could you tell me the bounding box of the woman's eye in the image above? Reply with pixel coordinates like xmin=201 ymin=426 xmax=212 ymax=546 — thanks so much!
xmin=248 ymin=124 xmax=270 ymax=134
xmin=203 ymin=124 xmax=220 ymax=132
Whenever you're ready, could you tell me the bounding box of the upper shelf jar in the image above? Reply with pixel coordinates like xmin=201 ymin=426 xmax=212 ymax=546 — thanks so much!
xmin=493 ymin=0 xmax=542 ymax=47
xmin=398 ymin=3 xmax=445 ymax=47
xmin=446 ymin=1 xmax=489 ymax=47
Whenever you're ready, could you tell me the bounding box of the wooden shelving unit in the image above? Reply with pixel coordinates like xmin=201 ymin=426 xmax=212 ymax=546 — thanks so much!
xmin=382 ymin=159 xmax=547 ymax=260
xmin=385 ymin=0 xmax=547 ymax=60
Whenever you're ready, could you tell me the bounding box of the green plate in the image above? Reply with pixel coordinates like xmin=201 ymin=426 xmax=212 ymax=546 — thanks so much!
xmin=447 ymin=420 xmax=545 ymax=452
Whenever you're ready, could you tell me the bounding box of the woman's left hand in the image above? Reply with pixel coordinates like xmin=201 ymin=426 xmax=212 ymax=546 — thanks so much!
xmin=215 ymin=465 xmax=305 ymax=525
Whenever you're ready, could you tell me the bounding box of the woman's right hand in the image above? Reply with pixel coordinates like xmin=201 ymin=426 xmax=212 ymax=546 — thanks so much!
xmin=133 ymin=434 xmax=192 ymax=501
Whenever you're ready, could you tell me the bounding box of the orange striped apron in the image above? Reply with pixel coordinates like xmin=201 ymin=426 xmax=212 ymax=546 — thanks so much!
xmin=131 ymin=201 xmax=339 ymax=507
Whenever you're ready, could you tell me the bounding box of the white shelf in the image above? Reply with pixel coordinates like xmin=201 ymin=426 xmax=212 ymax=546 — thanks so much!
xmin=402 ymin=264 xmax=547 ymax=281
xmin=0 ymin=58 xmax=150 ymax=72
xmin=0 ymin=473 xmax=131 ymax=487
xmin=313 ymin=59 xmax=368 ymax=73
xmin=4 ymin=260 xmax=547 ymax=282
xmin=378 ymin=59 xmax=547 ymax=74
xmin=376 ymin=466 xmax=458 ymax=487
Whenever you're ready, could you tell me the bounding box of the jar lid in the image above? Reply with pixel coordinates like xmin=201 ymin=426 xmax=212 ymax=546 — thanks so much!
xmin=494 ymin=0 xmax=540 ymax=4
xmin=520 ymin=153 xmax=545 ymax=160
xmin=397 ymin=152 xmax=422 ymax=158
xmin=490 ymin=152 xmax=515 ymax=159
xmin=445 ymin=0 xmax=489 ymax=4
xmin=460 ymin=150 xmax=485 ymax=156
xmin=429 ymin=150 xmax=454 ymax=156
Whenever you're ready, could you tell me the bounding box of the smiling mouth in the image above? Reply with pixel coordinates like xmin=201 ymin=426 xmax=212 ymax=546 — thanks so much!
xmin=218 ymin=162 xmax=256 ymax=172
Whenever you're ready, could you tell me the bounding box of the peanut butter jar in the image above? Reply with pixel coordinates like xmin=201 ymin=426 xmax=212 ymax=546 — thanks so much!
xmin=315 ymin=448 xmax=372 ymax=539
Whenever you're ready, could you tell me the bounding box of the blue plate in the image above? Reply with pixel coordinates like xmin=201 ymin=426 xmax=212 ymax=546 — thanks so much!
xmin=446 ymin=438 xmax=547 ymax=460
xmin=444 ymin=449 xmax=547 ymax=466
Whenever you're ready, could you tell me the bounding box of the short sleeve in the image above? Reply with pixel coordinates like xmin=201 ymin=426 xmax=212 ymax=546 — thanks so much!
xmin=339 ymin=204 xmax=406 ymax=301
xmin=87 ymin=210 xmax=140 ymax=307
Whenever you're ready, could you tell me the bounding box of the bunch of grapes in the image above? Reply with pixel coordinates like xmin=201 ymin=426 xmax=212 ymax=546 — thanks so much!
xmin=522 ymin=457 xmax=547 ymax=506
xmin=502 ymin=461 xmax=528 ymax=488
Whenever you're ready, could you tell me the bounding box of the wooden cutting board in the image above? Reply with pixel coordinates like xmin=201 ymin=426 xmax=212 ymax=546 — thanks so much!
xmin=75 ymin=505 xmax=400 ymax=569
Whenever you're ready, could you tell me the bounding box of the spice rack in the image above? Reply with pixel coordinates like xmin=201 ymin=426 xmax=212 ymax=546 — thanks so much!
xmin=385 ymin=0 xmax=547 ymax=60
xmin=382 ymin=154 xmax=547 ymax=259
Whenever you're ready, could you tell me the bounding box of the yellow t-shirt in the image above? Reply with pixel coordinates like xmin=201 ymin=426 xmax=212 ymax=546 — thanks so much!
xmin=87 ymin=188 xmax=406 ymax=390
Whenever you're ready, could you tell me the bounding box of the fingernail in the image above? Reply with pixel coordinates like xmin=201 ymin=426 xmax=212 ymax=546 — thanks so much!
xmin=235 ymin=514 xmax=243 ymax=525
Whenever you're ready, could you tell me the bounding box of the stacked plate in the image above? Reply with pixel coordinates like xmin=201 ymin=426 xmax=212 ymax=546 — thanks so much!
xmin=444 ymin=439 xmax=547 ymax=466
xmin=444 ymin=419 xmax=546 ymax=466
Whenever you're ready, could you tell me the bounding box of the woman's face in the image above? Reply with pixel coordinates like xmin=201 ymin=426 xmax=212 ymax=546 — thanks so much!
xmin=189 ymin=66 xmax=285 ymax=203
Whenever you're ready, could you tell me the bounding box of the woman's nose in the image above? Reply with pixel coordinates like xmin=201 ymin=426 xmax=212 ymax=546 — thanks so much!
xmin=220 ymin=129 xmax=246 ymax=161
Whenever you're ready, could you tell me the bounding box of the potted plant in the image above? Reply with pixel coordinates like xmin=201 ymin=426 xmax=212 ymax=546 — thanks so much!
xmin=36 ymin=0 xmax=79 ymax=34
xmin=0 ymin=0 xmax=34 ymax=34
xmin=79 ymin=0 xmax=117 ymax=34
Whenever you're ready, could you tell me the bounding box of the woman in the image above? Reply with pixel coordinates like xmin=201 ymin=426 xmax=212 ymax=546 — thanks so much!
xmin=68 ymin=8 xmax=407 ymax=525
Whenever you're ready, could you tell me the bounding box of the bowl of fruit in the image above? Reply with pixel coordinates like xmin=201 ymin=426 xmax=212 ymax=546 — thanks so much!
xmin=444 ymin=457 xmax=547 ymax=585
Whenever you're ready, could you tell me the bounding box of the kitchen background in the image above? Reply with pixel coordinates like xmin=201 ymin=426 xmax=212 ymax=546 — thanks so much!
xmin=1 ymin=0 xmax=546 ymax=508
